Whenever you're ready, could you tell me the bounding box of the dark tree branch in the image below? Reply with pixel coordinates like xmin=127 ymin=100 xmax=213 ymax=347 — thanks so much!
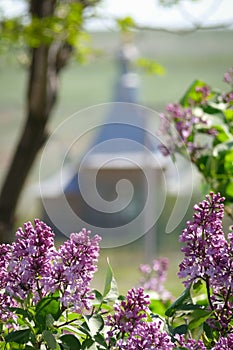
xmin=134 ymin=19 xmax=233 ymax=35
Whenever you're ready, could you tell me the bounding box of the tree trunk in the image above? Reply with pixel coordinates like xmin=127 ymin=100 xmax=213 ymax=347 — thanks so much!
xmin=0 ymin=0 xmax=87 ymax=241
xmin=0 ymin=0 xmax=58 ymax=241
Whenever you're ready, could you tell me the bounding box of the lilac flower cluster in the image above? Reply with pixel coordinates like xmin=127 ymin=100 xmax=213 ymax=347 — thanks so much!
xmin=175 ymin=333 xmax=233 ymax=349
xmin=107 ymin=287 xmax=150 ymax=335
xmin=159 ymin=101 xmax=215 ymax=157
xmin=223 ymin=67 xmax=233 ymax=85
xmin=220 ymin=67 xmax=233 ymax=103
xmin=118 ymin=320 xmax=174 ymax=350
xmin=139 ymin=257 xmax=172 ymax=301
xmin=0 ymin=219 xmax=101 ymax=322
xmin=165 ymin=103 xmax=197 ymax=144
xmin=178 ymin=192 xmax=233 ymax=331
xmin=175 ymin=334 xmax=207 ymax=350
xmin=6 ymin=219 xmax=55 ymax=301
xmin=45 ymin=229 xmax=101 ymax=312
xmin=178 ymin=192 xmax=226 ymax=286
xmin=195 ymin=85 xmax=211 ymax=103
xmin=212 ymin=334 xmax=233 ymax=350
xmin=107 ymin=287 xmax=173 ymax=349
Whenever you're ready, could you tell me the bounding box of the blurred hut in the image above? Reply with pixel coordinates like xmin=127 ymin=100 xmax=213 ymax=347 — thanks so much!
xmin=40 ymin=41 xmax=167 ymax=252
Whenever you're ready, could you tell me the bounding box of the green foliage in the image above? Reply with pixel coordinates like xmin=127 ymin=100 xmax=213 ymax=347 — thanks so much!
xmin=35 ymin=291 xmax=61 ymax=332
xmin=116 ymin=16 xmax=135 ymax=32
xmin=0 ymin=1 xmax=95 ymax=63
xmin=102 ymin=258 xmax=118 ymax=302
xmin=163 ymin=75 xmax=233 ymax=215
xmin=0 ymin=259 xmax=119 ymax=349
xmin=136 ymin=57 xmax=165 ymax=75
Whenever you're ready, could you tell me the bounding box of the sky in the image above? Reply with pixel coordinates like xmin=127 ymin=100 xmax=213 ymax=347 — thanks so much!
xmin=87 ymin=0 xmax=233 ymax=30
xmin=1 ymin=0 xmax=233 ymax=30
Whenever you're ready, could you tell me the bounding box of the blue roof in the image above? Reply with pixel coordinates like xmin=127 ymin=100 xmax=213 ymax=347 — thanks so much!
xmin=65 ymin=47 xmax=157 ymax=193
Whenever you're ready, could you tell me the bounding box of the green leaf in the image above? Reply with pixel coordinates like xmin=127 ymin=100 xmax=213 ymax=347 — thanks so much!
xmin=203 ymin=103 xmax=225 ymax=116
xmin=35 ymin=291 xmax=61 ymax=331
xmin=224 ymin=109 xmax=233 ymax=122
xmin=149 ymin=299 xmax=167 ymax=316
xmin=224 ymin=150 xmax=233 ymax=172
xmin=213 ymin=124 xmax=233 ymax=146
xmin=94 ymin=333 xmax=107 ymax=348
xmin=5 ymin=329 xmax=31 ymax=344
xmin=192 ymin=279 xmax=203 ymax=291
xmin=92 ymin=290 xmax=103 ymax=304
xmin=84 ymin=314 xmax=104 ymax=337
xmin=165 ymin=285 xmax=192 ymax=317
xmin=61 ymin=325 xmax=86 ymax=338
xmin=189 ymin=309 xmax=212 ymax=330
xmin=226 ymin=182 xmax=233 ymax=198
xmin=96 ymin=303 xmax=112 ymax=312
xmin=173 ymin=324 xmax=188 ymax=335
xmin=43 ymin=330 xmax=58 ymax=349
xmin=203 ymin=321 xmax=214 ymax=340
xmin=213 ymin=140 xmax=233 ymax=157
xmin=136 ymin=57 xmax=165 ymax=75
xmin=60 ymin=334 xmax=81 ymax=350
xmin=176 ymin=304 xmax=205 ymax=311
xmin=79 ymin=322 xmax=92 ymax=337
xmin=81 ymin=338 xmax=97 ymax=349
xmin=46 ymin=314 xmax=55 ymax=328
xmin=180 ymin=80 xmax=209 ymax=107
xmin=116 ymin=16 xmax=135 ymax=31
xmin=103 ymin=258 xmax=118 ymax=302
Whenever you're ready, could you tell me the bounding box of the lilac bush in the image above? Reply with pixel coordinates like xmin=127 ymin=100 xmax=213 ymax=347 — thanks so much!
xmin=4 ymin=220 xmax=101 ymax=312
xmin=0 ymin=220 xmax=102 ymax=348
xmin=178 ymin=191 xmax=227 ymax=287
xmin=168 ymin=192 xmax=233 ymax=343
xmin=159 ymin=67 xmax=233 ymax=214
xmin=106 ymin=287 xmax=150 ymax=342
xmin=1 ymin=193 xmax=233 ymax=348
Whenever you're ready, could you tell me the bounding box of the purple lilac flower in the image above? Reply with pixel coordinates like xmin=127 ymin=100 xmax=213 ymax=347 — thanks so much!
xmin=212 ymin=334 xmax=233 ymax=349
xmin=165 ymin=103 xmax=205 ymax=144
xmin=195 ymin=85 xmax=211 ymax=104
xmin=45 ymin=229 xmax=101 ymax=313
xmin=175 ymin=334 xmax=207 ymax=350
xmin=0 ymin=244 xmax=18 ymax=325
xmin=0 ymin=244 xmax=12 ymax=289
xmin=178 ymin=192 xmax=233 ymax=331
xmin=117 ymin=320 xmax=174 ymax=349
xmin=223 ymin=67 xmax=233 ymax=85
xmin=107 ymin=287 xmax=150 ymax=340
xmin=0 ymin=220 xmax=101 ymax=324
xmin=159 ymin=102 xmax=211 ymax=158
xmin=0 ymin=294 xmax=18 ymax=326
xmin=222 ymin=92 xmax=233 ymax=103
xmin=139 ymin=258 xmax=172 ymax=301
xmin=178 ymin=192 xmax=228 ymax=288
xmin=6 ymin=219 xmax=55 ymax=301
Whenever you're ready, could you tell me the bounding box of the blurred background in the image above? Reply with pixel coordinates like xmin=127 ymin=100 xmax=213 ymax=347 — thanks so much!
xmin=0 ymin=0 xmax=233 ymax=294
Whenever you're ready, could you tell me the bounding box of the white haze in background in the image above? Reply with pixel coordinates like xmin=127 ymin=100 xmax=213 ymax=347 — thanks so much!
xmin=1 ymin=0 xmax=233 ymax=31
xmin=87 ymin=0 xmax=233 ymax=31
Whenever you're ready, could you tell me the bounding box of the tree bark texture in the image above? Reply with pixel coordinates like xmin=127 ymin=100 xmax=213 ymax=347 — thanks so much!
xmin=0 ymin=0 xmax=97 ymax=241
xmin=0 ymin=0 xmax=67 ymax=241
